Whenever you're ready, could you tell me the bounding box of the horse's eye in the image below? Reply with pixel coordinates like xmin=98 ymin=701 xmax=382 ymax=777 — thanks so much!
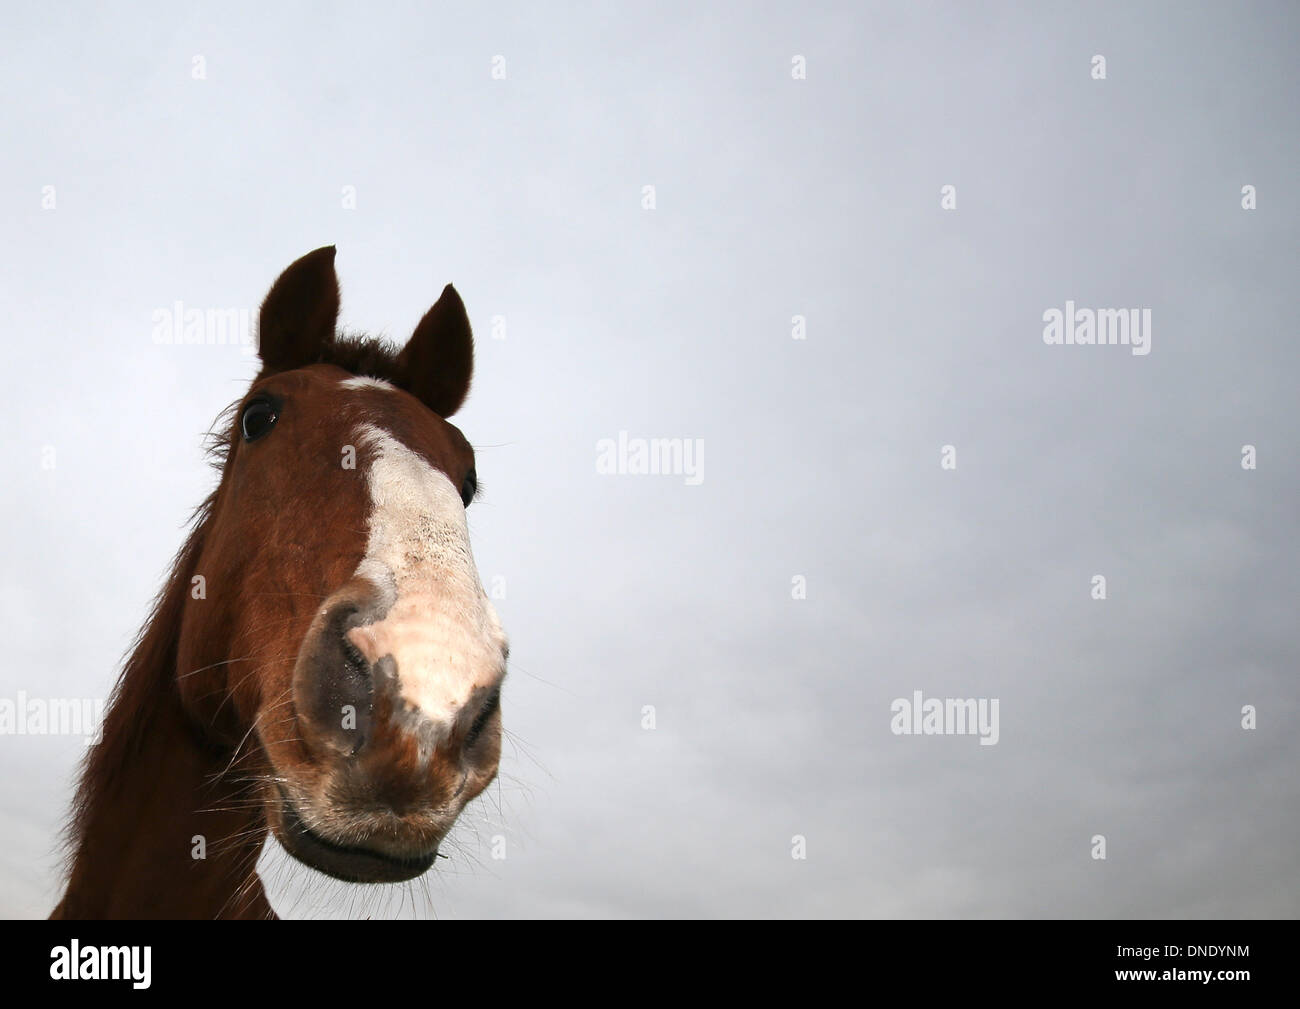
xmin=240 ymin=398 xmax=278 ymax=442
xmin=460 ymin=468 xmax=477 ymax=508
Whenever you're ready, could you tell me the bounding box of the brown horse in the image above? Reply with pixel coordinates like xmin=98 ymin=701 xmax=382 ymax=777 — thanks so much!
xmin=51 ymin=247 xmax=508 ymax=919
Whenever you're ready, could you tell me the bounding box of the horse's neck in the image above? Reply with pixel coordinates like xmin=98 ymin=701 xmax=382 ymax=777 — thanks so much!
xmin=55 ymin=517 xmax=277 ymax=920
xmin=55 ymin=670 xmax=276 ymax=920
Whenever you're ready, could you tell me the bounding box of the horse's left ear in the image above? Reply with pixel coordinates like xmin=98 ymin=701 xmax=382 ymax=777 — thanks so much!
xmin=397 ymin=284 xmax=474 ymax=418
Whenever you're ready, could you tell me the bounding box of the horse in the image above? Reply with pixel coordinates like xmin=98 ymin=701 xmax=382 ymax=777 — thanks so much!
xmin=51 ymin=247 xmax=509 ymax=919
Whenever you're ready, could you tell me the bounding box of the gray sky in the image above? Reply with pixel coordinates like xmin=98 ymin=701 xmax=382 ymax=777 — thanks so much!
xmin=1 ymin=1 xmax=1297 ymax=918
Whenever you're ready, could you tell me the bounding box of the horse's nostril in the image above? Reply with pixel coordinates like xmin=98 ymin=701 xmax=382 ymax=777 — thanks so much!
xmin=326 ymin=601 xmax=362 ymax=637
xmin=340 ymin=637 xmax=368 ymax=675
xmin=293 ymin=599 xmax=378 ymax=756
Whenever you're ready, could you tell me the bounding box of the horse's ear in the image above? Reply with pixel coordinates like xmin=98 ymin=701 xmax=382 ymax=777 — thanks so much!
xmin=258 ymin=246 xmax=340 ymax=372
xmin=397 ymin=284 xmax=473 ymax=418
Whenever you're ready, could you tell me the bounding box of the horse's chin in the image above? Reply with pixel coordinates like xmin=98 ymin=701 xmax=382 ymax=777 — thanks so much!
xmin=268 ymin=789 xmax=438 ymax=884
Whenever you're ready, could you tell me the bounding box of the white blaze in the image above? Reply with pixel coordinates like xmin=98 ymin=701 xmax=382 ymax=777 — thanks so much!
xmin=340 ymin=375 xmax=397 ymax=392
xmin=347 ymin=422 xmax=506 ymax=740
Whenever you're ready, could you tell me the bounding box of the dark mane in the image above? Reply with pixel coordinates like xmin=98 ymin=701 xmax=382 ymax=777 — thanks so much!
xmin=314 ymin=331 xmax=405 ymax=385
xmin=254 ymin=330 xmax=405 ymax=390
xmin=64 ymin=493 xmax=215 ymax=858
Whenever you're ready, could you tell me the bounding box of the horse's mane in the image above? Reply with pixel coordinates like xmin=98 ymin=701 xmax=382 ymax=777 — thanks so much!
xmin=63 ymin=493 xmax=215 ymax=861
xmin=301 ymin=331 xmax=406 ymax=389
xmin=64 ymin=331 xmax=403 ymax=862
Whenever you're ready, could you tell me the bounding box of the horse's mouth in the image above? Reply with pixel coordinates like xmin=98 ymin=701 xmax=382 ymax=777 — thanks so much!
xmin=274 ymin=789 xmax=438 ymax=884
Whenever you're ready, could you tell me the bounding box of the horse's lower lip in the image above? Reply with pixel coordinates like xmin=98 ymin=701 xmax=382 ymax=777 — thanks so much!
xmin=276 ymin=789 xmax=437 ymax=883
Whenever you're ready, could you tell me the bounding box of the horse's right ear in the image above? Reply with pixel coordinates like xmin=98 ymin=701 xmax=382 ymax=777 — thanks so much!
xmin=258 ymin=246 xmax=340 ymax=372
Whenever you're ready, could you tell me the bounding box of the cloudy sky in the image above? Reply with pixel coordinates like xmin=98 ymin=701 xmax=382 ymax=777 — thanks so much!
xmin=1 ymin=2 xmax=1296 ymax=918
